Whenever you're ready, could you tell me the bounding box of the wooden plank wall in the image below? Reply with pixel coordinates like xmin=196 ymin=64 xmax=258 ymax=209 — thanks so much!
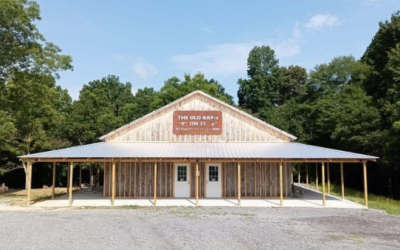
xmin=223 ymin=162 xmax=292 ymax=198
xmin=106 ymin=93 xmax=289 ymax=143
xmin=104 ymin=161 xmax=292 ymax=198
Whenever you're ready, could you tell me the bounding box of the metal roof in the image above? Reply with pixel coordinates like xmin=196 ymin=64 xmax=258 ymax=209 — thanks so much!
xmin=19 ymin=142 xmax=378 ymax=161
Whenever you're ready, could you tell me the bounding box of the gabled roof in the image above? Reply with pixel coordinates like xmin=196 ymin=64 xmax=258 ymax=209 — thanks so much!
xmin=99 ymin=90 xmax=297 ymax=141
xmin=19 ymin=142 xmax=378 ymax=161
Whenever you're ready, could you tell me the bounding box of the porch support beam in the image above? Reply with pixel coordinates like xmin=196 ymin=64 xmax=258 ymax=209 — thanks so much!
xmin=26 ymin=161 xmax=32 ymax=206
xmin=69 ymin=162 xmax=73 ymax=206
xmin=79 ymin=165 xmax=82 ymax=189
xmin=195 ymin=161 xmax=199 ymax=206
xmin=316 ymin=163 xmax=319 ymax=192
xmin=298 ymin=165 xmax=300 ymax=186
xmin=52 ymin=162 xmax=56 ymax=199
xmin=279 ymin=162 xmax=283 ymax=206
xmin=321 ymin=162 xmax=326 ymax=206
xmin=363 ymin=161 xmax=368 ymax=208
xmin=340 ymin=162 xmax=344 ymax=199
xmin=327 ymin=163 xmax=331 ymax=195
xmin=306 ymin=164 xmax=309 ymax=188
xmin=111 ymin=161 xmax=116 ymax=206
xmin=154 ymin=162 xmax=157 ymax=206
xmin=237 ymin=162 xmax=241 ymax=206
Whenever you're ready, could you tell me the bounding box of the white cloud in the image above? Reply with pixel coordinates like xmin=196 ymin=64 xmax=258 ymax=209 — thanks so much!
xmin=171 ymin=42 xmax=260 ymax=78
xmin=132 ymin=59 xmax=158 ymax=80
xmin=305 ymin=14 xmax=341 ymax=30
xmin=274 ymin=22 xmax=302 ymax=58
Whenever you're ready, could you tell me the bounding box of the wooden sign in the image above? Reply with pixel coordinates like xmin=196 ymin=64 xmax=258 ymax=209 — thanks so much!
xmin=173 ymin=111 xmax=223 ymax=135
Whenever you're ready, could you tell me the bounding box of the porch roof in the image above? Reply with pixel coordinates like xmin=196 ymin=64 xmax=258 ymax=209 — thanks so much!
xmin=19 ymin=142 xmax=378 ymax=162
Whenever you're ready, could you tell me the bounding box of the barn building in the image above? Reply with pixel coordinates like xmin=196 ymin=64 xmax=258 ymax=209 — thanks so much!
xmin=20 ymin=90 xmax=377 ymax=207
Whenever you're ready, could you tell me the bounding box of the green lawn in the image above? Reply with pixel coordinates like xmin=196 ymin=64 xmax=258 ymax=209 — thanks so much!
xmin=308 ymin=182 xmax=400 ymax=214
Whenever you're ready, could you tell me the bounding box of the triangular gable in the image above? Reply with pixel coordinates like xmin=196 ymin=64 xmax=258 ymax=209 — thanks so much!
xmin=100 ymin=90 xmax=297 ymax=142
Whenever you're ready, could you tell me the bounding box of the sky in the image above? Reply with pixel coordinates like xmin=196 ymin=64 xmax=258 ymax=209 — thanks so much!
xmin=36 ymin=0 xmax=400 ymax=102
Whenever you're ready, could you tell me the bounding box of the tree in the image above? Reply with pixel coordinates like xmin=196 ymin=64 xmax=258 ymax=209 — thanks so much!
xmin=0 ymin=0 xmax=72 ymax=83
xmin=238 ymin=46 xmax=280 ymax=114
xmin=276 ymin=65 xmax=308 ymax=105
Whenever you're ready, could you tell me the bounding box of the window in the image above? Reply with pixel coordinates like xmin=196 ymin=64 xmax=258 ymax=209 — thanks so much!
xmin=209 ymin=166 xmax=218 ymax=181
xmin=177 ymin=166 xmax=187 ymax=181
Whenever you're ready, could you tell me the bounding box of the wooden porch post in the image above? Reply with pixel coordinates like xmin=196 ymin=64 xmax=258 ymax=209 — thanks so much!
xmin=316 ymin=163 xmax=319 ymax=191
xmin=237 ymin=162 xmax=241 ymax=206
xmin=52 ymin=162 xmax=56 ymax=199
xmin=111 ymin=161 xmax=116 ymax=205
xmin=154 ymin=162 xmax=157 ymax=206
xmin=79 ymin=165 xmax=82 ymax=189
xmin=279 ymin=162 xmax=283 ymax=206
xmin=306 ymin=164 xmax=309 ymax=188
xmin=327 ymin=163 xmax=331 ymax=195
xmin=321 ymin=162 xmax=326 ymax=206
xmin=195 ymin=161 xmax=199 ymax=206
xmin=298 ymin=165 xmax=300 ymax=186
xmin=340 ymin=162 xmax=345 ymax=199
xmin=69 ymin=162 xmax=73 ymax=206
xmin=26 ymin=161 xmax=32 ymax=206
xmin=67 ymin=164 xmax=70 ymax=194
xmin=363 ymin=161 xmax=368 ymax=208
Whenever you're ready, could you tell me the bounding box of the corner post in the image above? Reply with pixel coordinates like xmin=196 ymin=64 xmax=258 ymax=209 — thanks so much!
xmin=52 ymin=162 xmax=56 ymax=199
xmin=321 ymin=162 xmax=326 ymax=206
xmin=363 ymin=161 xmax=368 ymax=208
xmin=154 ymin=162 xmax=157 ymax=206
xmin=340 ymin=162 xmax=345 ymax=199
xmin=111 ymin=160 xmax=116 ymax=206
xmin=237 ymin=162 xmax=241 ymax=206
xmin=69 ymin=162 xmax=74 ymax=206
xmin=279 ymin=161 xmax=283 ymax=206
xmin=195 ymin=161 xmax=199 ymax=206
xmin=26 ymin=161 xmax=32 ymax=206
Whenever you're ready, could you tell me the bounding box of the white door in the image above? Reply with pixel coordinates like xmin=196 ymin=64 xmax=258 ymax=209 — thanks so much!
xmin=206 ymin=164 xmax=221 ymax=198
xmin=174 ymin=163 xmax=190 ymax=198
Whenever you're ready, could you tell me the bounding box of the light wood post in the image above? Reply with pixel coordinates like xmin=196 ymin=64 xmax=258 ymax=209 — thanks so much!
xmin=26 ymin=161 xmax=32 ymax=206
xmin=154 ymin=162 xmax=157 ymax=206
xmin=340 ymin=162 xmax=344 ymax=199
xmin=279 ymin=162 xmax=283 ymax=206
xmin=237 ymin=162 xmax=241 ymax=206
xmin=52 ymin=162 xmax=56 ymax=199
xmin=69 ymin=162 xmax=73 ymax=206
xmin=321 ymin=162 xmax=326 ymax=206
xmin=363 ymin=161 xmax=368 ymax=208
xmin=306 ymin=164 xmax=309 ymax=188
xmin=111 ymin=161 xmax=116 ymax=206
xmin=327 ymin=163 xmax=330 ymax=195
xmin=67 ymin=164 xmax=70 ymax=194
xmin=298 ymin=165 xmax=300 ymax=186
xmin=79 ymin=165 xmax=82 ymax=189
xmin=195 ymin=162 xmax=199 ymax=206
xmin=316 ymin=163 xmax=319 ymax=191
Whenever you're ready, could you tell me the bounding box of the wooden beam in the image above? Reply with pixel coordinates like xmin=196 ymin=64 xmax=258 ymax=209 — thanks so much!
xmin=52 ymin=162 xmax=56 ymax=199
xmin=154 ymin=162 xmax=157 ymax=206
xmin=79 ymin=165 xmax=82 ymax=189
xmin=363 ymin=161 xmax=368 ymax=208
xmin=340 ymin=162 xmax=345 ymax=199
xmin=26 ymin=162 xmax=32 ymax=206
xmin=316 ymin=163 xmax=319 ymax=192
xmin=321 ymin=162 xmax=326 ymax=206
xmin=306 ymin=164 xmax=309 ymax=188
xmin=111 ymin=161 xmax=116 ymax=205
xmin=69 ymin=162 xmax=73 ymax=206
xmin=237 ymin=162 xmax=241 ymax=206
xmin=195 ymin=162 xmax=199 ymax=206
xmin=279 ymin=162 xmax=283 ymax=206
xmin=327 ymin=163 xmax=331 ymax=195
xmin=67 ymin=164 xmax=70 ymax=194
xmin=298 ymin=165 xmax=300 ymax=186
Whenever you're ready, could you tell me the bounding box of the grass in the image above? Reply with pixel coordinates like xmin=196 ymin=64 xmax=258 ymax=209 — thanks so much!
xmin=307 ymin=182 xmax=400 ymax=215
xmin=0 ymin=188 xmax=77 ymax=206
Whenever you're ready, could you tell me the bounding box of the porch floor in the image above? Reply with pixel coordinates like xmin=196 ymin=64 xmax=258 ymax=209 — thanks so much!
xmin=32 ymin=185 xmax=364 ymax=209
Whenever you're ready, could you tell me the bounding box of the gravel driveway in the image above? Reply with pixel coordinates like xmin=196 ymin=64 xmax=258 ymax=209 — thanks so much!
xmin=1 ymin=207 xmax=399 ymax=250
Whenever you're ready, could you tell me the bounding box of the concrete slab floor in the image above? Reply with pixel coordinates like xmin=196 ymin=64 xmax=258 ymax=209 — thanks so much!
xmin=32 ymin=185 xmax=365 ymax=209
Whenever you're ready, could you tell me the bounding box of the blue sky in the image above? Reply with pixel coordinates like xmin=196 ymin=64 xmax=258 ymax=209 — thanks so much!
xmin=36 ymin=0 xmax=399 ymax=102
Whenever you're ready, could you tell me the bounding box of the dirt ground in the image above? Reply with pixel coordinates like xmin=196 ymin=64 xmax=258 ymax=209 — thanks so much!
xmin=0 ymin=206 xmax=399 ymax=250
